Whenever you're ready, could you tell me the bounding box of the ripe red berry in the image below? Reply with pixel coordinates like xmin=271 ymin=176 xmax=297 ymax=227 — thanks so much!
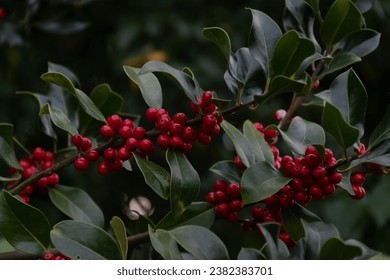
xmin=201 ymin=91 xmax=213 ymax=106
xmin=139 ymin=138 xmax=155 ymax=154
xmin=252 ymin=206 xmax=266 ymax=222
xmin=72 ymin=134 xmax=83 ymax=148
xmin=329 ymin=172 xmax=342 ymax=184
xmin=197 ymin=131 xmax=211 ymax=144
xmin=145 ymin=108 xmax=158 ymax=123
xmin=118 ymin=125 xmax=133 ymax=139
xmin=21 ymin=185 xmax=34 ymax=196
xmin=157 ymin=134 xmax=170 ymax=150
xmin=233 ymin=155 xmax=246 ymax=170
xmin=323 ymin=184 xmax=336 ymax=195
xmin=170 ymin=122 xmax=183 ymax=136
xmin=157 ymin=116 xmax=172 ymax=132
xmin=309 ymin=185 xmax=323 ymax=200
xmin=32 ymin=147 xmax=46 ymax=161
xmin=85 ymin=149 xmax=99 ymax=161
xmin=172 ymin=112 xmax=187 ymax=126
xmin=190 ymin=100 xmax=200 ymax=113
xmin=36 ymin=177 xmax=48 ymax=188
xmin=351 ymin=173 xmax=365 ymax=185
xmin=181 ymin=142 xmax=192 ymax=153
xmin=47 ymin=173 xmax=60 ymax=185
xmin=108 ymin=159 xmax=123 ymax=171
xmin=202 ymin=114 xmax=217 ymax=127
xmin=229 ymin=199 xmax=243 ymax=212
xmin=97 ymin=160 xmax=110 ymax=175
xmin=156 ymin=108 xmax=168 ymax=118
xmin=279 ymin=193 xmax=294 ymax=208
xmin=42 ymin=161 xmax=53 ymax=170
xmin=205 ymin=192 xmax=216 ymax=205
xmin=208 ymin=124 xmax=221 ymax=136
xmin=80 ymin=137 xmax=92 ymax=151
xmin=103 ymin=147 xmax=117 ymax=161
xmin=181 ymin=126 xmax=197 ymax=142
xmin=213 ymin=179 xmax=228 ymax=192
xmin=117 ymin=146 xmax=131 ymax=161
xmin=126 ymin=137 xmax=139 ymax=151
xmin=312 ymin=166 xmax=326 ymax=179
xmin=293 ymin=192 xmax=308 ymax=205
xmin=74 ymin=157 xmax=89 ymax=171
xmin=169 ymin=136 xmax=183 ymax=149
xmin=312 ymin=79 xmax=320 ymax=90
xmin=226 ymin=183 xmax=241 ymax=198
xmin=226 ymin=212 xmax=239 ymax=223
xmin=106 ymin=114 xmax=123 ymax=129
xmin=274 ymin=109 xmax=287 ymax=122
xmin=215 ymin=203 xmax=229 ymax=218
xmin=22 ymin=166 xmax=37 ymax=178
xmin=45 ymin=151 xmax=54 ymax=162
xmin=214 ymin=191 xmax=226 ymax=203
xmin=132 ymin=127 xmax=146 ymax=139
xmin=350 ymin=185 xmax=366 ymax=199
xmin=122 ymin=118 xmax=134 ymax=129
xmin=99 ymin=125 xmax=114 ymax=138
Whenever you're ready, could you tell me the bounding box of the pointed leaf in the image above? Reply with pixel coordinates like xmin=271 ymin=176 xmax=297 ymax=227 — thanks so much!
xmin=48 ymin=62 xmax=80 ymax=87
xmin=51 ymin=220 xmax=121 ymax=260
xmin=320 ymin=0 xmax=363 ymax=47
xmin=171 ymin=225 xmax=229 ymax=260
xmin=241 ymin=161 xmax=291 ymax=205
xmin=272 ymin=30 xmax=316 ymax=76
xmin=149 ymin=225 xmax=182 ymax=260
xmin=110 ymin=216 xmax=128 ymax=260
xmin=202 ymin=27 xmax=231 ymax=62
xmin=243 ymin=120 xmax=274 ymax=164
xmin=221 ymin=120 xmax=255 ymax=168
xmin=139 ymin=61 xmax=202 ymax=103
xmin=237 ymin=247 xmax=265 ymax=260
xmin=134 ymin=154 xmax=170 ymax=200
xmin=320 ymin=238 xmax=362 ymax=259
xmin=0 ymin=191 xmax=50 ymax=254
xmin=322 ymin=103 xmax=360 ymax=149
xmin=39 ymin=104 xmax=78 ymax=136
xmin=89 ymin=83 xmax=123 ymax=117
xmin=123 ymin=66 xmax=162 ymax=109
xmin=0 ymin=123 xmax=21 ymax=169
xmin=268 ymin=75 xmax=308 ymax=95
xmin=320 ymin=53 xmax=361 ymax=77
xmin=257 ymin=223 xmax=290 ymax=260
xmin=369 ymin=105 xmax=390 ymax=149
xmin=248 ymin=8 xmax=282 ymax=78
xmin=0 ymin=172 xmax=21 ymax=182
xmin=338 ymin=29 xmax=380 ymax=57
xmin=48 ymin=185 xmax=105 ymax=227
xmin=209 ymin=160 xmax=241 ymax=183
xmin=166 ymin=149 xmax=200 ymax=219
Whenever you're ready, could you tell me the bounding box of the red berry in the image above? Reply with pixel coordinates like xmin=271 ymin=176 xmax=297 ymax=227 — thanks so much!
xmin=72 ymin=134 xmax=83 ymax=148
xmin=305 ymin=145 xmax=320 ymax=157
xmin=274 ymin=109 xmax=287 ymax=122
xmin=309 ymin=185 xmax=323 ymax=200
xmin=22 ymin=166 xmax=37 ymax=178
xmin=206 ymin=192 xmax=216 ymax=205
xmin=293 ymin=192 xmax=308 ymax=205
xmin=0 ymin=8 xmax=6 ymax=20
xmin=122 ymin=118 xmax=134 ymax=129
xmin=214 ymin=191 xmax=226 ymax=203
xmin=42 ymin=252 xmax=55 ymax=260
xmin=42 ymin=161 xmax=53 ymax=170
xmin=117 ymin=146 xmax=131 ymax=161
xmin=74 ymin=157 xmax=89 ymax=171
xmin=99 ymin=125 xmax=114 ymax=138
xmin=118 ymin=125 xmax=133 ymax=139
xmin=323 ymin=184 xmax=336 ymax=195
xmin=169 ymin=136 xmax=183 ymax=149
xmin=215 ymin=203 xmax=229 ymax=217
xmin=132 ymin=127 xmax=146 ymax=139
xmin=126 ymin=137 xmax=139 ymax=151
xmin=97 ymin=161 xmax=110 ymax=175
xmin=190 ymin=100 xmax=200 ymax=113
xmin=172 ymin=112 xmax=187 ymax=125
xmin=106 ymin=114 xmax=123 ymax=129
xmin=108 ymin=159 xmax=123 ymax=171
xmin=197 ymin=132 xmax=211 ymax=144
xmin=156 ymin=108 xmax=169 ymax=118
xmin=312 ymin=166 xmax=326 ymax=179
xmin=47 ymin=173 xmax=60 ymax=185
xmin=350 ymin=185 xmax=366 ymax=199
xmin=32 ymin=147 xmax=46 ymax=161
xmin=205 ymin=103 xmax=217 ymax=114
xmin=329 ymin=172 xmax=342 ymax=184
xmin=181 ymin=142 xmax=192 ymax=153
xmin=351 ymin=173 xmax=365 ymax=185
xmin=201 ymin=91 xmax=213 ymax=106
xmin=170 ymin=123 xmax=183 ymax=136
xmin=36 ymin=177 xmax=48 ymax=188
xmin=252 ymin=206 xmax=265 ymax=222
xmin=226 ymin=212 xmax=239 ymax=223
xmin=203 ymin=114 xmax=217 ymax=127
xmin=213 ymin=179 xmax=227 ymax=192
xmin=181 ymin=126 xmax=197 ymax=142
xmin=80 ymin=137 xmax=92 ymax=151
xmin=157 ymin=134 xmax=170 ymax=150
xmin=139 ymin=138 xmax=155 ymax=154
xmin=145 ymin=108 xmax=158 ymax=123
xmin=45 ymin=151 xmax=54 ymax=162
xmin=157 ymin=116 xmax=172 ymax=133
xmin=21 ymin=185 xmax=34 ymax=196
xmin=253 ymin=122 xmax=264 ymax=132
xmin=103 ymin=147 xmax=117 ymax=161
xmin=233 ymin=155 xmax=246 ymax=170
xmin=226 ymin=183 xmax=241 ymax=198
xmin=85 ymin=149 xmax=99 ymax=161
xmin=263 ymin=129 xmax=278 ymax=140
xmin=229 ymin=199 xmax=243 ymax=212
xmin=312 ymin=79 xmax=320 ymax=90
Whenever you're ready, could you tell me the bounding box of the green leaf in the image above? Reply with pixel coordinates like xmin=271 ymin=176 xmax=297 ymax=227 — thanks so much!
xmin=319 ymin=238 xmax=362 ymax=259
xmin=39 ymin=104 xmax=78 ymax=136
xmin=321 ymin=103 xmax=360 ymax=149
xmin=202 ymin=27 xmax=231 ymax=62
xmin=110 ymin=216 xmax=128 ymax=260
xmin=220 ymin=120 xmax=255 ymax=168
xmin=139 ymin=61 xmax=203 ymax=103
xmin=209 ymin=160 xmax=241 ymax=183
xmin=0 ymin=172 xmax=21 ymax=182
xmin=320 ymin=53 xmax=361 ymax=77
xmin=237 ymin=247 xmax=265 ymax=260
xmin=89 ymin=83 xmax=123 ymax=117
xmin=241 ymin=161 xmax=291 ymax=205
xmin=369 ymin=105 xmax=390 ymax=149
xmin=268 ymin=75 xmax=308 ymax=95
xmin=156 ymin=202 xmax=215 ymax=230
xmin=123 ymin=66 xmax=162 ymax=109
xmin=166 ymin=149 xmax=200 ymax=219
xmin=51 ymin=220 xmax=122 ymax=260
xmin=40 ymin=72 xmax=105 ymax=122
xmin=134 ymin=154 xmax=170 ymax=200
xmin=170 ymin=225 xmax=229 ymax=260
xmin=257 ymin=223 xmax=290 ymax=260
xmin=353 ymin=0 xmax=374 ymax=13
xmin=337 ymin=170 xmax=354 ymax=195
xmin=349 ymin=141 xmax=390 ymax=169
xmin=48 ymin=61 xmax=80 ymax=87
xmin=0 ymin=123 xmax=21 ymax=169
xmin=338 ymin=29 xmax=380 ymax=57
xmin=320 ymin=0 xmax=363 ymax=47
xmin=272 ymin=30 xmax=316 ymax=76
xmin=0 ymin=191 xmax=51 ymax=254
xmin=248 ymin=8 xmax=282 ymax=78
xmin=48 ymin=185 xmax=105 ymax=228
xmin=148 ymin=225 xmax=182 ymax=260
xmin=278 ymin=117 xmax=326 ymax=155
xmin=243 ymin=120 xmax=274 ymax=164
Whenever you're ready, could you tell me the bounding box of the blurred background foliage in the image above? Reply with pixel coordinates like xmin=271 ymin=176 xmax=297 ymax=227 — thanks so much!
xmin=1 ymin=0 xmax=390 ymax=257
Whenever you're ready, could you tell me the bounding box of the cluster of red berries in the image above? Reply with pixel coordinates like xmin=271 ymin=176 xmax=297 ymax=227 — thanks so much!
xmin=72 ymin=91 xmax=221 ymax=175
xmin=205 ymin=180 xmax=242 ymax=222
xmin=350 ymin=143 xmax=367 ymax=199
xmin=40 ymin=252 xmax=72 ymax=260
xmin=8 ymin=147 xmax=59 ymax=203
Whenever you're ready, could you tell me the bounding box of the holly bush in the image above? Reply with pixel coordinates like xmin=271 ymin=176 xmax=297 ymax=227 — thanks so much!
xmin=1 ymin=0 xmax=390 ymax=260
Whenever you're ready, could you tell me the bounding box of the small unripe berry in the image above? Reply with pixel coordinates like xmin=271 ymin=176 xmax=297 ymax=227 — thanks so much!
xmin=99 ymin=125 xmax=115 ymax=138
xmin=74 ymin=157 xmax=89 ymax=171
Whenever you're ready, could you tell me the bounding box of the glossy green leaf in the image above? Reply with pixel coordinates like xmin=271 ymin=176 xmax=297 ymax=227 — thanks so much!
xmin=39 ymin=104 xmax=78 ymax=136
xmin=369 ymin=105 xmax=390 ymax=149
xmin=0 ymin=191 xmax=50 ymax=254
xmin=110 ymin=216 xmax=128 ymax=260
xmin=257 ymin=223 xmax=290 ymax=260
xmin=248 ymin=8 xmax=282 ymax=78
xmin=337 ymin=170 xmax=354 ymax=195
xmin=166 ymin=149 xmax=200 ymax=219
xmin=139 ymin=61 xmax=202 ymax=103
xmin=41 ymin=72 xmax=105 ymax=122
xmin=345 ymin=239 xmax=379 ymax=260
xmin=353 ymin=0 xmax=374 ymax=13
xmin=51 ymin=220 xmax=122 ymax=260
xmin=268 ymin=75 xmax=308 ymax=95
xmin=134 ymin=154 xmax=170 ymax=200
xmin=304 ymin=0 xmax=322 ymax=22
xmin=202 ymin=27 xmax=231 ymax=62
xmin=321 ymin=103 xmax=360 ymax=149
xmin=241 ymin=161 xmax=291 ymax=205
xmin=279 ymin=117 xmax=325 ymax=155
xmin=243 ymin=120 xmax=274 ymax=164
xmin=148 ymin=225 xmax=182 ymax=260
xmin=48 ymin=185 xmax=105 ymax=227
xmin=0 ymin=123 xmax=21 ymax=169
xmin=349 ymin=141 xmax=390 ymax=169
xmin=338 ymin=29 xmax=380 ymax=57
xmin=272 ymin=30 xmax=316 ymax=76
xmin=320 ymin=0 xmax=363 ymax=47
xmin=89 ymin=83 xmax=123 ymax=117
xmin=319 ymin=238 xmax=362 ymax=259
xmin=320 ymin=53 xmax=361 ymax=77
xmin=48 ymin=62 xmax=80 ymax=87
xmin=237 ymin=247 xmax=265 ymax=260
xmin=171 ymin=225 xmax=229 ymax=260
xmin=0 ymin=172 xmax=21 ymax=182
xmin=221 ymin=120 xmax=255 ymax=168
xmin=209 ymin=160 xmax=242 ymax=183
xmin=157 ymin=202 xmax=215 ymax=230
xmin=123 ymin=65 xmax=162 ymax=109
